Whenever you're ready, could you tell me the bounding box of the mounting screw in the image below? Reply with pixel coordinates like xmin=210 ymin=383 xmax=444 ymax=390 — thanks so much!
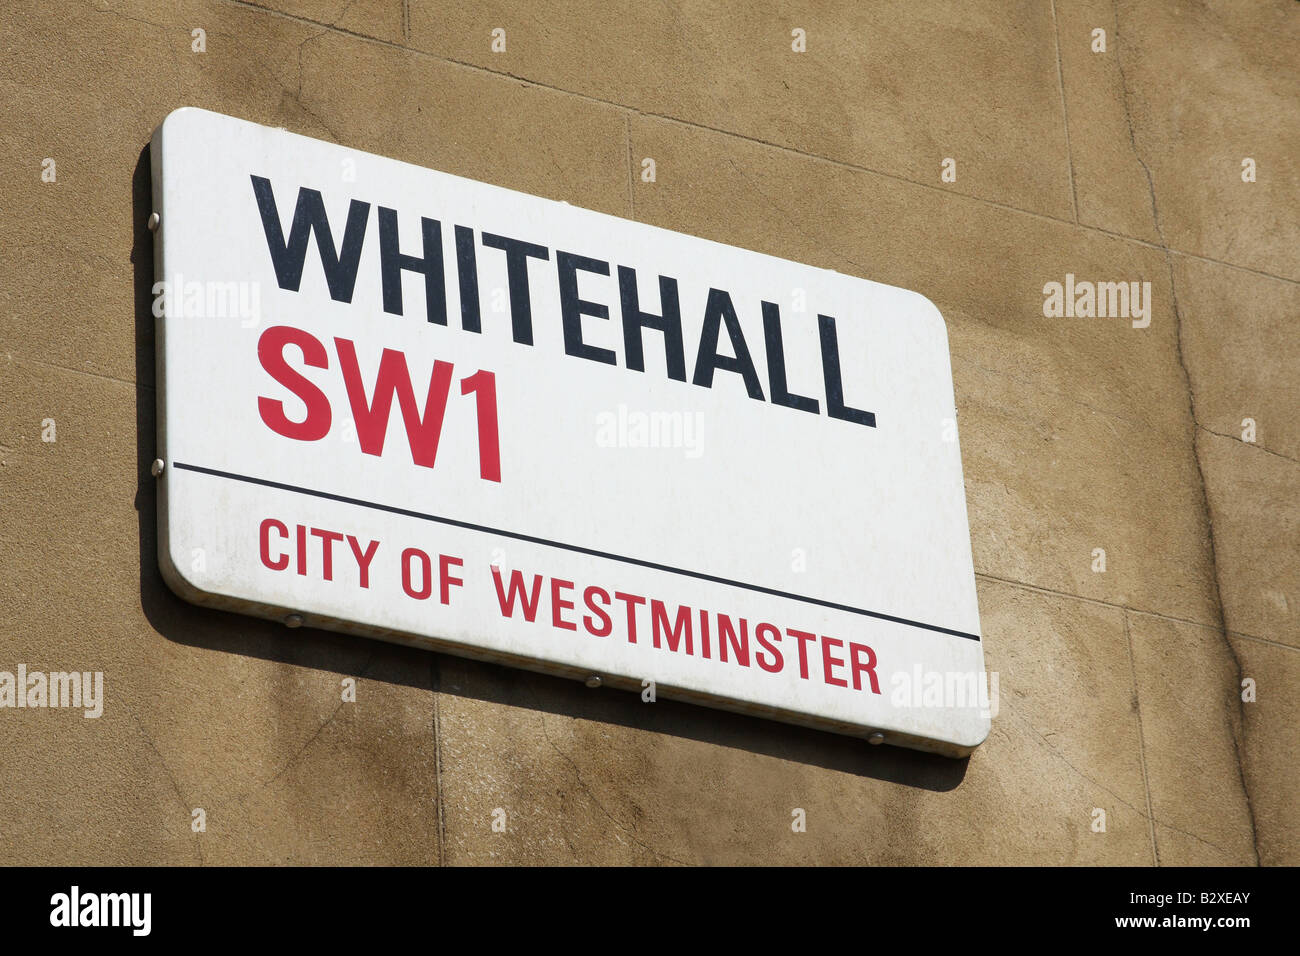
xmin=868 ymin=732 xmax=885 ymax=745
xmin=585 ymin=675 xmax=602 ymax=688
xmin=150 ymin=458 xmax=165 ymax=477
xmin=284 ymin=614 xmax=304 ymax=628
xmin=147 ymin=212 xmax=160 ymax=231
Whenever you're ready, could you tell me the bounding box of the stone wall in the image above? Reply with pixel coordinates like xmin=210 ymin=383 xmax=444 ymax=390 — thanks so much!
xmin=1 ymin=0 xmax=1295 ymax=864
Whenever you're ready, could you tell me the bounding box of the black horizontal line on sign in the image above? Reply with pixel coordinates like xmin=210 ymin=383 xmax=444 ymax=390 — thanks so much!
xmin=172 ymin=461 xmax=981 ymax=642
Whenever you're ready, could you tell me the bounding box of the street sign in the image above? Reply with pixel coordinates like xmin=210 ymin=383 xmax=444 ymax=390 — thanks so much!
xmin=150 ymin=107 xmax=989 ymax=756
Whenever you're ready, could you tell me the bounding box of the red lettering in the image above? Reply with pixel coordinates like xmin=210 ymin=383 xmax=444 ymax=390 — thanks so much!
xmin=551 ymin=578 xmax=577 ymax=630
xmin=439 ymin=554 xmax=464 ymax=605
xmin=821 ymin=636 xmax=848 ymax=687
xmin=850 ymin=642 xmax=881 ymax=694
xmin=788 ymin=628 xmax=817 ymax=679
xmin=259 ymin=518 xmax=290 ymax=571
xmin=718 ymin=615 xmax=750 ymax=666
xmin=613 ymin=592 xmax=645 ymax=643
xmin=311 ymin=527 xmax=343 ymax=581
xmin=755 ymin=622 xmax=783 ymax=673
xmin=583 ymin=586 xmax=612 ymax=637
xmin=335 ymin=337 xmax=453 ymax=467
xmin=402 ymin=547 xmax=432 ymax=599
xmin=492 ymin=567 xmax=544 ymax=621
xmin=257 ymin=326 xmax=332 ymax=441
xmin=460 ymin=370 xmax=501 ymax=482
xmin=346 ymin=535 xmax=379 ymax=588
xmin=651 ymin=600 xmax=693 ymax=654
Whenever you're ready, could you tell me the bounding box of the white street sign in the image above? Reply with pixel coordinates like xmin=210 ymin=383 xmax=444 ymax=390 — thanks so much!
xmin=151 ymin=107 xmax=989 ymax=756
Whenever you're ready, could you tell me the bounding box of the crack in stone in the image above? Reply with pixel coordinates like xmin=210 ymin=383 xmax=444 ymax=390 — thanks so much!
xmin=1048 ymin=0 xmax=1080 ymax=222
xmin=1111 ymin=0 xmax=1262 ymax=866
xmin=1002 ymin=698 xmax=1243 ymax=861
xmin=1122 ymin=609 xmax=1160 ymax=863
xmin=76 ymin=0 xmax=183 ymax=103
xmin=524 ymin=680 xmax=694 ymax=866
xmin=124 ymin=705 xmax=204 ymax=865
xmin=536 ymin=713 xmax=693 ymax=866
xmin=625 ymin=112 xmax=635 ymax=219
xmin=244 ymin=649 xmax=376 ymax=800
xmin=1197 ymin=425 xmax=1299 ymax=466
xmin=953 ymin=354 xmax=1173 ymax=439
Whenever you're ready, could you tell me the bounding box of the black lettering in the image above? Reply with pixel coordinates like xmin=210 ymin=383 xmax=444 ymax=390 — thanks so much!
xmin=481 ymin=232 xmax=550 ymax=345
xmin=558 ymin=251 xmax=616 ymax=365
xmin=818 ymin=313 xmax=875 ymax=427
xmin=692 ymin=288 xmax=764 ymax=400
xmin=619 ymin=266 xmax=687 ymax=382
xmin=454 ymin=225 xmax=481 ymax=333
xmin=762 ymin=301 xmax=819 ymax=414
xmin=251 ymin=175 xmax=369 ymax=302
xmin=378 ymin=207 xmax=447 ymax=325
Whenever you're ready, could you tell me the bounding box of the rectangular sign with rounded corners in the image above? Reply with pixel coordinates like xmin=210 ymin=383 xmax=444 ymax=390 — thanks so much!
xmin=150 ymin=107 xmax=989 ymax=756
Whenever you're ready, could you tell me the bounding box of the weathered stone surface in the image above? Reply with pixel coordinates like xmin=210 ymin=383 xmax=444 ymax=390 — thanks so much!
xmin=238 ymin=0 xmax=405 ymax=44
xmin=1198 ymin=431 xmax=1300 ymax=647
xmin=434 ymin=579 xmax=1153 ymax=865
xmin=0 ymin=356 xmax=440 ymax=864
xmin=1127 ymin=612 xmax=1256 ymax=865
xmin=1231 ymin=635 xmax=1300 ymax=866
xmin=1057 ymin=0 xmax=1299 ymax=279
xmin=0 ymin=0 xmax=1293 ymax=866
xmin=1105 ymin=1 xmax=1299 ymax=280
xmin=295 ymin=30 xmax=630 ymax=216
xmin=1175 ymin=257 xmax=1300 ymax=463
xmin=408 ymin=0 xmax=1077 ymax=218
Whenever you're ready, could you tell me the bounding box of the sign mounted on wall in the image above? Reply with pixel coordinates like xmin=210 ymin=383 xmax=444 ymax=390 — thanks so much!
xmin=150 ymin=107 xmax=988 ymax=756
